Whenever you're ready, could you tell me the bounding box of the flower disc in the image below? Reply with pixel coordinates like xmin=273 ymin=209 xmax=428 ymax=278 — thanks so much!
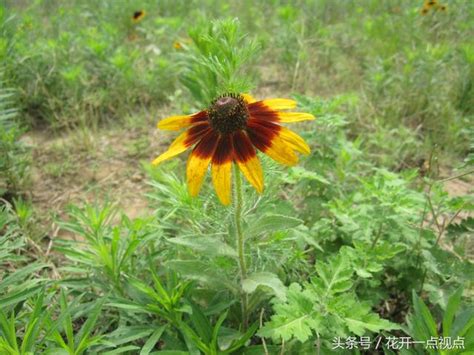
xmin=208 ymin=94 xmax=249 ymax=134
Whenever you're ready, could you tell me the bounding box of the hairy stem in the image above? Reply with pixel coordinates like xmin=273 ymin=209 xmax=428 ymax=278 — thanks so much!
xmin=234 ymin=164 xmax=248 ymax=329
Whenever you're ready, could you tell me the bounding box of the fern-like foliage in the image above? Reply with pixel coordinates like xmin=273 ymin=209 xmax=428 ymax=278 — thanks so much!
xmin=0 ymin=71 xmax=29 ymax=193
xmin=259 ymin=254 xmax=399 ymax=344
xmin=178 ymin=18 xmax=261 ymax=106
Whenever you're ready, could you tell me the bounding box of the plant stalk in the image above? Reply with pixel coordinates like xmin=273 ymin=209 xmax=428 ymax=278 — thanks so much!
xmin=234 ymin=164 xmax=248 ymax=329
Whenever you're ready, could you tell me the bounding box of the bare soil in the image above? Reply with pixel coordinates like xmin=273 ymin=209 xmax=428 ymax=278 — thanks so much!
xmin=21 ymin=122 xmax=169 ymax=238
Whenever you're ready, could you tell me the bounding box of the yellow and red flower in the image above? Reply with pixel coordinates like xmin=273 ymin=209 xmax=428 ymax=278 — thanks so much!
xmin=420 ymin=0 xmax=447 ymax=15
xmin=152 ymin=94 xmax=314 ymax=205
xmin=132 ymin=10 xmax=146 ymax=23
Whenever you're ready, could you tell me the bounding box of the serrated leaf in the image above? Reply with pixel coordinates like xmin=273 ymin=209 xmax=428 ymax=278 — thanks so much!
xmin=345 ymin=313 xmax=400 ymax=336
xmin=259 ymin=313 xmax=320 ymax=343
xmin=259 ymin=283 xmax=321 ymax=343
xmin=242 ymin=272 xmax=286 ymax=300
xmin=355 ymin=268 xmax=372 ymax=278
xmin=288 ymin=166 xmax=330 ymax=185
xmin=313 ymin=254 xmax=353 ymax=295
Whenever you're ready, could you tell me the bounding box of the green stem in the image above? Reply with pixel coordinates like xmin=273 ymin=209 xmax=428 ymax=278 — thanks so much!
xmin=370 ymin=222 xmax=384 ymax=249
xmin=234 ymin=164 xmax=248 ymax=329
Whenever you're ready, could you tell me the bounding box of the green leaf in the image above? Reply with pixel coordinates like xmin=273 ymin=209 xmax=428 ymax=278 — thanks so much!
xmin=75 ymin=298 xmax=106 ymax=351
xmin=242 ymin=272 xmax=287 ymax=300
xmin=0 ymin=284 xmax=43 ymax=308
xmin=21 ymin=290 xmax=46 ymax=353
xmin=246 ymin=214 xmax=303 ymax=237
xmin=0 ymin=309 xmax=18 ymax=351
xmin=259 ymin=283 xmax=321 ymax=343
xmin=226 ymin=322 xmax=258 ymax=353
xmin=107 ymin=301 xmax=147 ymax=313
xmin=443 ymin=287 xmax=463 ymax=337
xmin=412 ymin=291 xmax=438 ymax=339
xmin=313 ymin=254 xmax=353 ymax=296
xmin=451 ymin=307 xmax=474 ymax=338
xmin=0 ymin=263 xmax=48 ymax=292
xmin=344 ymin=313 xmax=400 ymax=336
xmin=188 ymin=302 xmax=212 ymax=344
xmin=140 ymin=326 xmax=166 ymax=355
xmin=167 ymin=236 xmax=237 ymax=258
xmin=102 ymin=345 xmax=141 ymax=354
xmin=107 ymin=326 xmax=154 ymax=347
xmin=210 ymin=311 xmax=228 ymax=351
xmin=287 ymin=166 xmax=330 ymax=185
xmin=166 ymin=260 xmax=238 ymax=293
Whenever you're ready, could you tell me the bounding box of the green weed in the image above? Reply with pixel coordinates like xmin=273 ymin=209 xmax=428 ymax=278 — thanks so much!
xmin=0 ymin=2 xmax=473 ymax=354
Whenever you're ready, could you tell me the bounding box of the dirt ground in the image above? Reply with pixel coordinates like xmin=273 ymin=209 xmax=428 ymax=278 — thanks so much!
xmin=21 ymin=120 xmax=165 ymax=238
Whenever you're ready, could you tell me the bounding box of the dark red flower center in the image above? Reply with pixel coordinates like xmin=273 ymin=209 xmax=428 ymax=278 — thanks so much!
xmin=208 ymin=94 xmax=249 ymax=134
xmin=133 ymin=11 xmax=144 ymax=19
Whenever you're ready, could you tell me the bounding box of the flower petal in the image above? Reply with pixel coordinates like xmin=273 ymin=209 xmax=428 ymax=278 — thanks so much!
xmin=157 ymin=115 xmax=192 ymax=130
xmin=242 ymin=93 xmax=257 ymax=104
xmin=212 ymin=134 xmax=234 ymax=205
xmin=277 ymin=112 xmax=315 ymax=123
xmin=248 ymin=119 xmax=310 ymax=156
xmin=183 ymin=122 xmax=211 ymax=146
xmin=259 ymin=98 xmax=297 ymax=110
xmin=187 ymin=131 xmax=219 ymax=196
xmin=239 ymin=155 xmax=263 ymax=193
xmin=233 ymin=131 xmax=263 ymax=193
xmin=152 ymin=124 xmax=211 ymax=166
xmin=263 ymin=135 xmax=298 ymax=166
xmin=152 ymin=130 xmax=191 ymax=165
xmin=278 ymin=126 xmax=311 ymax=155
xmin=247 ymin=121 xmax=298 ymax=166
xmin=248 ymin=102 xmax=279 ymax=121
xmin=212 ymin=161 xmax=232 ymax=205
xmin=248 ymin=101 xmax=314 ymax=123
xmin=158 ymin=111 xmax=208 ymax=130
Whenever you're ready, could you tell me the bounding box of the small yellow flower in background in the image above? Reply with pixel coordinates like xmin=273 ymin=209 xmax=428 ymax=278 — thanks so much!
xmin=152 ymin=94 xmax=314 ymax=205
xmin=173 ymin=38 xmax=192 ymax=50
xmin=132 ymin=10 xmax=146 ymax=23
xmin=420 ymin=0 xmax=447 ymax=15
